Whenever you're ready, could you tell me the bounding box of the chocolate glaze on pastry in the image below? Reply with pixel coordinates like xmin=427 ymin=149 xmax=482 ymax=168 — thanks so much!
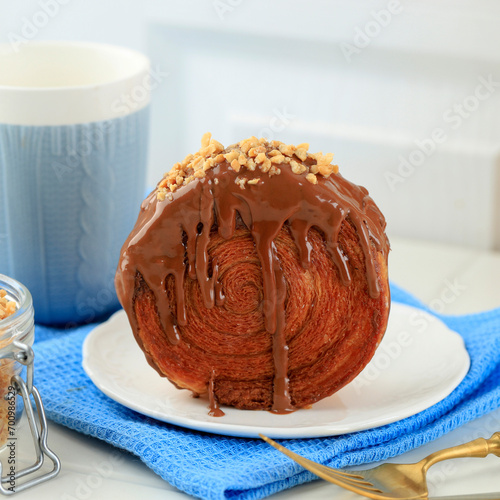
xmin=115 ymin=135 xmax=390 ymax=414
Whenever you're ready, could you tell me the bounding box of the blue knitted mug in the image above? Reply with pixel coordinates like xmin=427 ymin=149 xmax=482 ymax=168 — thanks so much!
xmin=0 ymin=42 xmax=150 ymax=325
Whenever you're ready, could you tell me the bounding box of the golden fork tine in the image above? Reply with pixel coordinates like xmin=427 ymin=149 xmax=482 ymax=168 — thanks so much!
xmin=259 ymin=434 xmax=391 ymax=498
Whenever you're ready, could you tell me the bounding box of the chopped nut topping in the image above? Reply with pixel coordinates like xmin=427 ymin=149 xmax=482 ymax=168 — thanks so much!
xmin=211 ymin=139 xmax=224 ymax=153
xmin=191 ymin=156 xmax=204 ymax=170
xmin=235 ymin=176 xmax=248 ymax=189
xmin=306 ymin=173 xmax=318 ymax=184
xmin=239 ymin=136 xmax=259 ymax=154
xmin=295 ymin=148 xmax=308 ymax=162
xmin=270 ymin=154 xmax=285 ymax=164
xmin=278 ymin=143 xmax=296 ymax=157
xmin=319 ymin=164 xmax=336 ymax=178
xmin=230 ymin=159 xmax=241 ymax=172
xmin=260 ymin=157 xmax=272 ymax=173
xmin=246 ymin=159 xmax=256 ymax=171
xmin=254 ymin=152 xmax=267 ymax=164
xmin=290 ymin=160 xmax=307 ymax=175
xmin=0 ymin=290 xmax=16 ymax=321
xmin=224 ymin=150 xmax=239 ymax=163
xmin=201 ymin=132 xmax=211 ymax=148
xmin=157 ymin=187 xmax=167 ymax=201
xmin=155 ymin=134 xmax=339 ymax=199
xmin=248 ymin=146 xmax=266 ymax=157
xmin=315 ymin=152 xmax=334 ymax=166
xmin=182 ymin=154 xmax=193 ymax=167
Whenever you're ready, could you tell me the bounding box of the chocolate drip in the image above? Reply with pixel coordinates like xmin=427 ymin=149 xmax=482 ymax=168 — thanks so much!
xmin=208 ymin=370 xmax=224 ymax=417
xmin=270 ymin=267 xmax=293 ymax=413
xmin=116 ymin=162 xmax=389 ymax=413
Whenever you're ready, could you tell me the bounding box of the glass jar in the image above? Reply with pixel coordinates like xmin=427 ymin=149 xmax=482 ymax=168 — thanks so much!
xmin=0 ymin=274 xmax=60 ymax=494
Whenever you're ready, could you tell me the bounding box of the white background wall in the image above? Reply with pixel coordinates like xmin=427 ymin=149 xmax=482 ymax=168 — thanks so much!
xmin=1 ymin=0 xmax=499 ymax=250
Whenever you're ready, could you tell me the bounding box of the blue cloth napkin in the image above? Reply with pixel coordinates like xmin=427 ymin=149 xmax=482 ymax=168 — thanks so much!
xmin=33 ymin=283 xmax=500 ymax=500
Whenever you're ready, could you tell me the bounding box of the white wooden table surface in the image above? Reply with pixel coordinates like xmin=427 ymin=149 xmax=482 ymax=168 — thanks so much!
xmin=8 ymin=237 xmax=500 ymax=499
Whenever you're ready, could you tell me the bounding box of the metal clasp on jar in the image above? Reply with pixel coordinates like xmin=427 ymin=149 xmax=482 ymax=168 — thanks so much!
xmin=0 ymin=341 xmax=60 ymax=495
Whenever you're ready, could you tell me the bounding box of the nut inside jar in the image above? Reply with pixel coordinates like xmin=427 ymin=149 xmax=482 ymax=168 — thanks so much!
xmin=0 ymin=290 xmax=16 ymax=321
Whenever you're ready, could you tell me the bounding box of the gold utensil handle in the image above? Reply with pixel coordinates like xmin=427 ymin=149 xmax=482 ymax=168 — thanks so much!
xmin=423 ymin=432 xmax=500 ymax=471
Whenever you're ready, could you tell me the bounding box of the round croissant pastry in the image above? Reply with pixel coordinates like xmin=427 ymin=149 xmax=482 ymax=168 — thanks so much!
xmin=115 ymin=134 xmax=390 ymax=414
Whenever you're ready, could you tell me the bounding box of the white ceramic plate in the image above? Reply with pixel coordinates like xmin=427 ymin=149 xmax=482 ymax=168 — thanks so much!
xmin=82 ymin=303 xmax=470 ymax=438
